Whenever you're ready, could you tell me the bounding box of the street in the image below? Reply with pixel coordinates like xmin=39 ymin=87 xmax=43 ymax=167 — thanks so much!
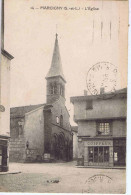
xmin=0 ymin=161 xmax=126 ymax=193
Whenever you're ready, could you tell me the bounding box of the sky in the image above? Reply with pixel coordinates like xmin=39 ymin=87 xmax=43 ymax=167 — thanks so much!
xmin=4 ymin=0 xmax=128 ymax=125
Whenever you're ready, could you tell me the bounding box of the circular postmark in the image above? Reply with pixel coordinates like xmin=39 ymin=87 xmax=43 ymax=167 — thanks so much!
xmin=82 ymin=174 xmax=112 ymax=193
xmin=86 ymin=62 xmax=117 ymax=95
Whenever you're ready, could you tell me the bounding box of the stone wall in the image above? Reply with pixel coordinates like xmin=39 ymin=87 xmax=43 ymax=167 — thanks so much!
xmin=48 ymin=99 xmax=73 ymax=161
xmin=24 ymin=107 xmax=45 ymax=160
xmin=44 ymin=108 xmax=52 ymax=153
xmin=9 ymin=117 xmax=25 ymax=162
xmin=51 ymin=98 xmax=71 ymax=131
xmin=9 ymin=138 xmax=26 ymax=162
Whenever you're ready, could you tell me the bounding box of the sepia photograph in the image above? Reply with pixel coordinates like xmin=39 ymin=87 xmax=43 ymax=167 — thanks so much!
xmin=0 ymin=0 xmax=129 ymax=193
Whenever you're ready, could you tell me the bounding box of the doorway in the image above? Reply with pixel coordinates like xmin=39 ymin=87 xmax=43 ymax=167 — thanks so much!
xmin=114 ymin=146 xmax=126 ymax=166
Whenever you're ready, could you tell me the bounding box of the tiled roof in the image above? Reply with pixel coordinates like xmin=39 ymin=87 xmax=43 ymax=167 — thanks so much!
xmin=113 ymin=88 xmax=127 ymax=94
xmin=10 ymin=104 xmax=45 ymax=117
xmin=71 ymin=88 xmax=127 ymax=103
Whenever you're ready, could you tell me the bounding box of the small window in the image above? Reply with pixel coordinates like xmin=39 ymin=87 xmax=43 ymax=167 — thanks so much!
xmin=86 ymin=100 xmax=93 ymax=110
xmin=97 ymin=122 xmax=111 ymax=135
xmin=56 ymin=116 xmax=59 ymax=124
xmin=60 ymin=115 xmax=63 ymax=127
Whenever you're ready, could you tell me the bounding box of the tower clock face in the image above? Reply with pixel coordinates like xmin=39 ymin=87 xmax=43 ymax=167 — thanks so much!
xmin=86 ymin=62 xmax=117 ymax=95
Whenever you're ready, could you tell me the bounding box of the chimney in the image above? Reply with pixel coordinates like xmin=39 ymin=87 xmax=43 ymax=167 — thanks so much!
xmin=100 ymin=87 xmax=105 ymax=94
xmin=84 ymin=90 xmax=87 ymax=96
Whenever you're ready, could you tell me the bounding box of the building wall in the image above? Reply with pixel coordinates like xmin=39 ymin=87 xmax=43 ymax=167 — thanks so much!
xmin=0 ymin=54 xmax=10 ymax=136
xmin=77 ymin=140 xmax=84 ymax=162
xmin=112 ymin=119 xmax=126 ymax=137
xmin=51 ymin=98 xmax=71 ymax=131
xmin=24 ymin=107 xmax=45 ymax=161
xmin=49 ymin=99 xmax=73 ymax=161
xmin=73 ymin=97 xmax=126 ymax=121
xmin=78 ymin=119 xmax=126 ymax=137
xmin=9 ymin=117 xmax=25 ymax=162
xmin=44 ymin=108 xmax=52 ymax=153
xmin=73 ymin=131 xmax=78 ymax=159
xmin=9 ymin=137 xmax=26 ymax=162
xmin=0 ymin=53 xmax=11 ymax=171
xmin=78 ymin=121 xmax=96 ymax=136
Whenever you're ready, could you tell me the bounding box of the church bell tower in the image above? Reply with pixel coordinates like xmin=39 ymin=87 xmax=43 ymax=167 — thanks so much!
xmin=46 ymin=34 xmax=66 ymax=104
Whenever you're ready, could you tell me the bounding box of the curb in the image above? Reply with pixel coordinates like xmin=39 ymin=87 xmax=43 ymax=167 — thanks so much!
xmin=0 ymin=171 xmax=21 ymax=175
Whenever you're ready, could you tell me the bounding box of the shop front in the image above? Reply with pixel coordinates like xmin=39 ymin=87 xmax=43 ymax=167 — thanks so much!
xmin=113 ymin=138 xmax=126 ymax=166
xmin=0 ymin=137 xmax=9 ymax=172
xmin=83 ymin=139 xmax=113 ymax=167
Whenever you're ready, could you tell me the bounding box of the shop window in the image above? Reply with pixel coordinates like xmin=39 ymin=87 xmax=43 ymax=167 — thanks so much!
xmin=88 ymin=146 xmax=109 ymax=163
xmin=99 ymin=147 xmax=104 ymax=162
xmin=94 ymin=147 xmax=98 ymax=162
xmin=86 ymin=100 xmax=93 ymax=110
xmin=97 ymin=122 xmax=111 ymax=135
xmin=89 ymin=147 xmax=93 ymax=162
xmin=104 ymin=147 xmax=109 ymax=162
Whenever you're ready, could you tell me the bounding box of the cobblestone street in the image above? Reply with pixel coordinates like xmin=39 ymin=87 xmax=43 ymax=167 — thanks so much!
xmin=0 ymin=161 xmax=126 ymax=193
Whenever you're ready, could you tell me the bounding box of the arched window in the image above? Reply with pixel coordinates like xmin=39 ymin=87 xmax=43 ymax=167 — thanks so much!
xmin=60 ymin=115 xmax=63 ymax=127
xmin=56 ymin=116 xmax=59 ymax=124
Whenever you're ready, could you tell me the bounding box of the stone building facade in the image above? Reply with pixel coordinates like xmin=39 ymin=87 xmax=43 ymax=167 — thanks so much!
xmin=10 ymin=34 xmax=73 ymax=162
xmin=70 ymin=88 xmax=126 ymax=167
xmin=0 ymin=0 xmax=14 ymax=171
xmin=71 ymin=126 xmax=78 ymax=160
xmin=0 ymin=50 xmax=14 ymax=171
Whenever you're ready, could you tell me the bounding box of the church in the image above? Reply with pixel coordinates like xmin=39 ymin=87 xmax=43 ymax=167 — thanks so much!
xmin=10 ymin=34 xmax=73 ymax=162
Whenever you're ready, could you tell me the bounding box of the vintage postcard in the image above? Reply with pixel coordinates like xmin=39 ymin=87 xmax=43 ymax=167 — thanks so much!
xmin=0 ymin=0 xmax=129 ymax=193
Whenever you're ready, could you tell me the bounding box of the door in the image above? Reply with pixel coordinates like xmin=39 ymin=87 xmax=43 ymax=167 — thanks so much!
xmin=114 ymin=146 xmax=126 ymax=166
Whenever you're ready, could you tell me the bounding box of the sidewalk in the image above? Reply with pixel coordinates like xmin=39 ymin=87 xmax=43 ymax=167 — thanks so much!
xmin=76 ymin=165 xmax=126 ymax=169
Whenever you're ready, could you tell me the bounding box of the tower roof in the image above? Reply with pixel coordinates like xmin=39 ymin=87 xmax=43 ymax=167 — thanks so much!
xmin=46 ymin=34 xmax=66 ymax=82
